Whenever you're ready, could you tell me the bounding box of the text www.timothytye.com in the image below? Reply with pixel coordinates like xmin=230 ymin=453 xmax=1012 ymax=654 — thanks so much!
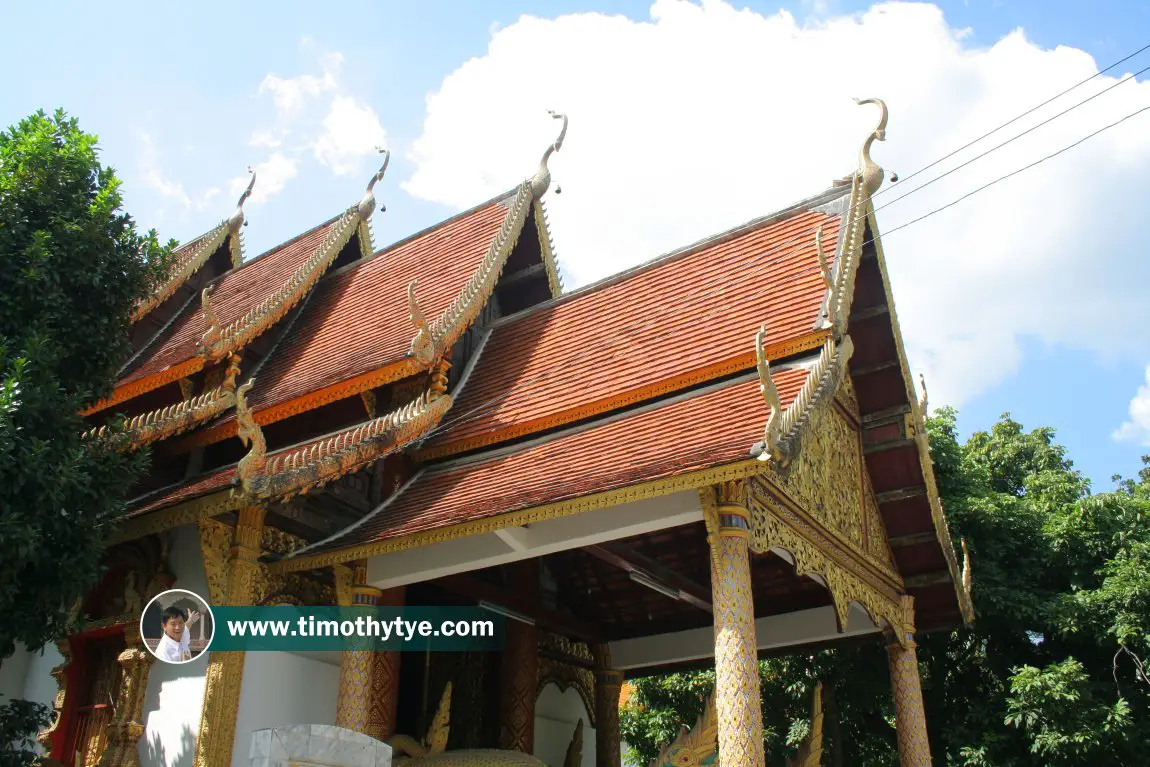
xmin=226 ymin=616 xmax=495 ymax=642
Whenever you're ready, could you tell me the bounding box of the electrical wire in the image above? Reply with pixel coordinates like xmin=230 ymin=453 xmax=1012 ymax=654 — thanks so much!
xmin=418 ymin=99 xmax=1150 ymax=446
xmin=871 ymin=41 xmax=1150 ymax=197
xmin=874 ymin=62 xmax=1150 ymax=215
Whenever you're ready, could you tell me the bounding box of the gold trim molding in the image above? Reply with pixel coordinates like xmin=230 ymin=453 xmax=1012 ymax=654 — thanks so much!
xmin=748 ymin=477 xmax=912 ymax=645
xmin=272 ymin=458 xmax=768 ymax=573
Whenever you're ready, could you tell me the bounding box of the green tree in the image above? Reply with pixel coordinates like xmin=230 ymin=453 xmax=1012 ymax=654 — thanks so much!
xmin=0 ymin=109 xmax=171 ymax=760
xmin=619 ymin=410 xmax=1150 ymax=765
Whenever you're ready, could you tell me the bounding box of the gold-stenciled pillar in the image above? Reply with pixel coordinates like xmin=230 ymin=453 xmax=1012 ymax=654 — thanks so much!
xmin=372 ymin=585 xmax=405 ymax=740
xmin=710 ymin=480 xmax=766 ymax=767
xmin=593 ymin=644 xmax=624 ymax=767
xmin=499 ymin=560 xmax=539 ymax=753
xmin=336 ymin=561 xmax=385 ymax=739
xmin=98 ymin=623 xmax=155 ymax=767
xmin=194 ymin=505 xmax=266 ymax=767
xmin=888 ymin=597 xmax=932 ymax=766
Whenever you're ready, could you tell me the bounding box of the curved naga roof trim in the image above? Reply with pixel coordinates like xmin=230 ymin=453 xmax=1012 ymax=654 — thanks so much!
xmin=198 ymin=211 xmax=369 ymax=363
xmin=232 ymin=363 xmax=454 ymax=503
xmin=752 ymin=329 xmax=854 ymax=467
xmin=130 ymin=169 xmax=255 ymax=323
xmin=90 ymin=156 xmax=388 ymax=417
xmin=749 ymin=97 xmax=886 ymax=467
xmin=407 ymin=112 xmax=566 ymax=369
xmin=197 ymin=156 xmax=387 ymax=365
xmin=84 ymin=355 xmax=243 ymax=450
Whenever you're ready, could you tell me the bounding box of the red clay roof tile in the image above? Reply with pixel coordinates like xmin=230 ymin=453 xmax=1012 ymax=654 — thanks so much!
xmin=233 ymin=196 xmax=513 ymax=414
xmin=125 ymin=466 xmax=235 ymax=519
xmin=119 ymin=216 xmax=340 ymax=387
xmin=423 ymin=204 xmax=843 ymax=455
xmin=317 ymin=369 xmax=809 ymax=549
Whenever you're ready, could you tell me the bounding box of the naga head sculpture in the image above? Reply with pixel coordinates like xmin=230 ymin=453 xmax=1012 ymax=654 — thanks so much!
xmin=358 ymin=148 xmax=391 ymax=221
xmin=227 ymin=167 xmax=257 ymax=233
xmin=529 ymin=111 xmax=568 ymax=198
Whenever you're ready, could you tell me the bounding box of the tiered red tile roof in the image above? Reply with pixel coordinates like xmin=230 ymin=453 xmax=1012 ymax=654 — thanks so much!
xmin=122 ymin=188 xmax=847 ymax=521
xmin=422 ymin=203 xmax=844 ymax=457
xmin=197 ymin=194 xmax=519 ymax=439
xmin=300 ymin=370 xmax=809 ymax=557
xmin=118 ymin=216 xmax=341 ymax=392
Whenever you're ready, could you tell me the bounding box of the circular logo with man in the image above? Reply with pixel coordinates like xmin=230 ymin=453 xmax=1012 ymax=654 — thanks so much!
xmin=140 ymin=589 xmax=214 ymax=663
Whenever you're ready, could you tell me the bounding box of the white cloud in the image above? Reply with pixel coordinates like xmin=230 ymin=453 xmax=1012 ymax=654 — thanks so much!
xmin=258 ymin=52 xmax=342 ymax=119
xmin=229 ymin=153 xmax=300 ymax=207
xmin=249 ymin=51 xmax=389 ymax=182
xmin=138 ymin=132 xmax=223 ymax=214
xmin=249 ymin=129 xmax=285 ymax=149
xmin=403 ymin=0 xmax=1150 ymax=408
xmin=1114 ymin=365 xmax=1150 ymax=446
xmin=313 ymin=96 xmax=388 ymax=175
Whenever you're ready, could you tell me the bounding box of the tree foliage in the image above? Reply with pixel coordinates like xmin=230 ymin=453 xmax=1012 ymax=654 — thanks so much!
xmin=0 ymin=110 xmax=172 ymax=749
xmin=620 ymin=409 xmax=1150 ymax=765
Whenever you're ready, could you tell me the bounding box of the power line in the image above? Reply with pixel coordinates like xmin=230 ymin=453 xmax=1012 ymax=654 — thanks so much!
xmin=875 ymin=62 xmax=1150 ymax=215
xmin=872 ymin=41 xmax=1150 ymax=196
xmin=879 ymin=103 xmax=1150 ymax=240
xmin=419 ymin=100 xmax=1150 ymax=445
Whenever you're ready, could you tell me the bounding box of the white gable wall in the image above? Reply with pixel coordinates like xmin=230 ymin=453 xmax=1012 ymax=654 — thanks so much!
xmin=535 ymin=683 xmax=596 ymax=767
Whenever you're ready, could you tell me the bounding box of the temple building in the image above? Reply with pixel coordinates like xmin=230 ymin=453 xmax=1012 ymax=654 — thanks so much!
xmin=2 ymin=99 xmax=971 ymax=767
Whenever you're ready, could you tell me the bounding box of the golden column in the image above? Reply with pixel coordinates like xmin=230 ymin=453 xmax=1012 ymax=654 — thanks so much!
xmin=336 ymin=561 xmax=385 ymax=738
xmin=593 ymin=644 xmax=624 ymax=767
xmin=499 ymin=560 xmax=539 ymax=753
xmin=710 ymin=480 xmax=766 ymax=767
xmin=194 ymin=505 xmax=266 ymax=767
xmin=887 ymin=597 xmax=932 ymax=766
xmin=372 ymin=585 xmax=405 ymax=739
xmin=98 ymin=624 xmax=155 ymax=767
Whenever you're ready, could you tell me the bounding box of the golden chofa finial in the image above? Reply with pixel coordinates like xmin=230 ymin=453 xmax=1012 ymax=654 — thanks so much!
xmin=529 ymin=111 xmax=568 ymax=198
xmin=853 ymin=97 xmax=888 ymax=197
xmin=227 ymin=166 xmax=257 ymax=233
xmin=358 ymin=148 xmax=391 ymax=221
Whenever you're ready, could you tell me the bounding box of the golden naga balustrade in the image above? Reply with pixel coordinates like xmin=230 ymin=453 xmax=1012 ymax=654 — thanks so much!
xmin=232 ymin=361 xmax=453 ymax=502
xmin=84 ymin=355 xmax=242 ymax=450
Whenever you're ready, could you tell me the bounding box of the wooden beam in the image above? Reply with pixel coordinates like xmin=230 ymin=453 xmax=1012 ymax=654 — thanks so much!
xmin=887 ymin=531 xmax=938 ymax=549
xmin=849 ymin=304 xmax=890 ymax=322
xmin=903 ymin=571 xmax=954 ymax=589
xmin=850 ymin=359 xmax=901 ymax=377
xmin=863 ymin=437 xmax=916 ymax=456
xmin=860 ymin=403 xmax=911 ymax=426
xmin=434 ymin=572 xmax=603 ymax=643
xmin=498 ymin=263 xmax=546 ymax=289
xmin=584 ymin=542 xmax=712 ymax=613
xmin=876 ymin=486 xmax=927 ymax=505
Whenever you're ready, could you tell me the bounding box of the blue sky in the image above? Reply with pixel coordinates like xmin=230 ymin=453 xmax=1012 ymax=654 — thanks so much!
xmin=3 ymin=0 xmax=1148 ymax=491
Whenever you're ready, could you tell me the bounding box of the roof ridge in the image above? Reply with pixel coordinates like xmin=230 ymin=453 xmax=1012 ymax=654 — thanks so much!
xmin=488 ymin=182 xmax=852 ymax=330
xmin=223 ymin=209 xmax=345 ymax=275
xmin=326 ymin=188 xmax=518 ymax=280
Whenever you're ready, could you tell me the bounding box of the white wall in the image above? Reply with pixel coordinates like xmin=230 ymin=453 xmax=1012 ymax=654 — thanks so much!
xmin=4 ymin=642 xmax=66 ymax=758
xmin=535 ymin=684 xmax=596 ymax=767
xmin=0 ymin=645 xmax=33 ymax=705
xmin=230 ymin=651 xmax=340 ymax=767
xmin=139 ymin=524 xmax=213 ymax=767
